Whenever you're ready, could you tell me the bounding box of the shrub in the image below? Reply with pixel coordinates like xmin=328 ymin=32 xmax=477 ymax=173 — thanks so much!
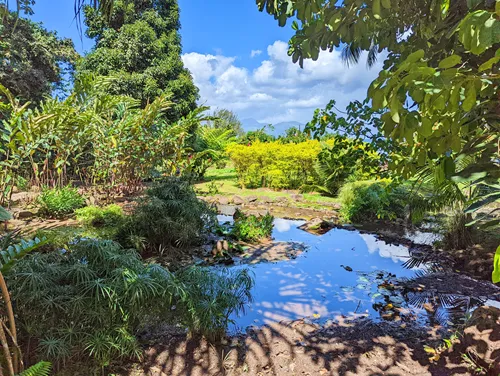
xmin=339 ymin=180 xmax=407 ymax=222
xmin=230 ymin=209 xmax=274 ymax=243
xmin=116 ymin=178 xmax=217 ymax=253
xmin=227 ymin=140 xmax=324 ymax=189
xmin=75 ymin=204 xmax=124 ymax=227
xmin=304 ymin=137 xmax=381 ymax=196
xmin=37 ymin=187 xmax=85 ymax=218
xmin=7 ymin=239 xmax=253 ymax=370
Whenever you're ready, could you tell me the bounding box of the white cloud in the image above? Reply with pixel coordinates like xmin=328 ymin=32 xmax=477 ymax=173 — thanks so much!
xmin=182 ymin=41 xmax=385 ymax=124
xmin=250 ymin=49 xmax=262 ymax=58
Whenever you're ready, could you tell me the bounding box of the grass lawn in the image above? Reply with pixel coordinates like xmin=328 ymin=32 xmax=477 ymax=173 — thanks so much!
xmin=194 ymin=166 xmax=340 ymax=208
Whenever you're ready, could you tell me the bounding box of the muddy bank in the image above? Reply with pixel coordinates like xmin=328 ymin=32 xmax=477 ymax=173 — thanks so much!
xmin=124 ymin=308 xmax=500 ymax=376
xmin=236 ymin=241 xmax=307 ymax=264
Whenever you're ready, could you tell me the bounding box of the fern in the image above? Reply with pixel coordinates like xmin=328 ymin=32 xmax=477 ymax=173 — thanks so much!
xmin=17 ymin=361 xmax=51 ymax=376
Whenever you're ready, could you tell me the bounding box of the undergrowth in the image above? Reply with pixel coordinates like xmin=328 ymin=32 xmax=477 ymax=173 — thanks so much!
xmin=37 ymin=186 xmax=85 ymax=218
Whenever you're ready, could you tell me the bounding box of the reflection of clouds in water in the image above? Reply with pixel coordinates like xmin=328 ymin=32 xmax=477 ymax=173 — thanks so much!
xmin=360 ymin=233 xmax=410 ymax=264
xmin=274 ymin=218 xmax=291 ymax=232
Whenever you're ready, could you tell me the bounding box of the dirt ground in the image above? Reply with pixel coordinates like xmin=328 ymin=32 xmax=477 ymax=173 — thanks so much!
xmin=123 ymin=305 xmax=500 ymax=376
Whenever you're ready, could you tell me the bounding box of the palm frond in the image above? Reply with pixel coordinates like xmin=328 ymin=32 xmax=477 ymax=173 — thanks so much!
xmin=18 ymin=361 xmax=52 ymax=376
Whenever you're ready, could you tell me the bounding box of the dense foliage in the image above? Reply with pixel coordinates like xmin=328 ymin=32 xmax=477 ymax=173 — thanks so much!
xmin=0 ymin=9 xmax=78 ymax=104
xmin=75 ymin=204 xmax=124 ymax=227
xmin=78 ymin=0 xmax=198 ymax=122
xmin=0 ymin=79 xmax=208 ymax=204
xmin=338 ymin=180 xmax=407 ymax=222
xmin=230 ymin=209 xmax=274 ymax=243
xmin=228 ymin=140 xmax=324 ymax=189
xmin=7 ymin=239 xmax=252 ymax=370
xmin=116 ymin=178 xmax=217 ymax=253
xmin=304 ymin=136 xmax=381 ymax=196
xmin=258 ymin=0 xmax=499 ymax=217
xmin=228 ymin=138 xmax=380 ymax=193
xmin=37 ymin=186 xmax=85 ymax=218
xmin=206 ymin=109 xmax=244 ymax=138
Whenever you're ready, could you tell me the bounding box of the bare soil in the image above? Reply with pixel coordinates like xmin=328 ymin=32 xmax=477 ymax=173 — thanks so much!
xmin=123 ymin=308 xmax=500 ymax=376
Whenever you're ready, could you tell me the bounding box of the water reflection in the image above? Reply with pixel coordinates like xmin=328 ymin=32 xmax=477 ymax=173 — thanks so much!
xmin=218 ymin=216 xmax=493 ymax=333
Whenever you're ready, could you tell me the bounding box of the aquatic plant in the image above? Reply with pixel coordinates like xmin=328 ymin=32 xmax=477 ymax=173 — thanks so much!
xmin=230 ymin=209 xmax=274 ymax=243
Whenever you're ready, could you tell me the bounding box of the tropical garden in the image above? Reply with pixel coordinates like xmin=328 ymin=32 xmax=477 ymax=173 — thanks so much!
xmin=0 ymin=0 xmax=499 ymax=374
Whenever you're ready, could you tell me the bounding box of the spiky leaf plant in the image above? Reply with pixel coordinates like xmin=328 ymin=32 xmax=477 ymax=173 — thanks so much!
xmin=7 ymin=238 xmax=253 ymax=371
xmin=116 ymin=177 xmax=217 ymax=253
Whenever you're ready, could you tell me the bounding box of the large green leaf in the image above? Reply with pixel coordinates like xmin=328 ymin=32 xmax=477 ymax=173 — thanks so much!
xmin=0 ymin=206 xmax=12 ymax=222
xmin=0 ymin=235 xmax=46 ymax=273
xmin=493 ymin=245 xmax=500 ymax=284
xmin=17 ymin=361 xmax=52 ymax=376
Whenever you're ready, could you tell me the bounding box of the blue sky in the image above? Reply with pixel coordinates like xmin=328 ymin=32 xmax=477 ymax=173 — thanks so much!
xmin=28 ymin=0 xmax=383 ymax=124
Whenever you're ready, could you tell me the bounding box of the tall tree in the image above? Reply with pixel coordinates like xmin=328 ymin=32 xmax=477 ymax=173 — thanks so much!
xmin=77 ymin=0 xmax=199 ymax=122
xmin=0 ymin=7 xmax=78 ymax=104
xmin=209 ymin=109 xmax=244 ymax=137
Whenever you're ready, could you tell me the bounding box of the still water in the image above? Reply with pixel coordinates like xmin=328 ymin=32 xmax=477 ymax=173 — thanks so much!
xmin=217 ymin=216 xmax=435 ymax=332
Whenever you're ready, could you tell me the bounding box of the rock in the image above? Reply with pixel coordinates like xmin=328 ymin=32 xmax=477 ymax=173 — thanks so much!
xmin=218 ymin=205 xmax=237 ymax=216
xmin=259 ymin=196 xmax=273 ymax=204
xmin=290 ymin=194 xmax=304 ymax=201
xmin=232 ymin=195 xmax=245 ymax=205
xmin=246 ymin=195 xmax=258 ymax=203
xmin=216 ymin=241 xmax=223 ymax=253
xmin=463 ymin=306 xmax=500 ymax=372
xmin=299 ymin=218 xmax=335 ymax=235
xmin=217 ymin=196 xmax=229 ymax=205
xmin=274 ymin=197 xmax=289 ymax=205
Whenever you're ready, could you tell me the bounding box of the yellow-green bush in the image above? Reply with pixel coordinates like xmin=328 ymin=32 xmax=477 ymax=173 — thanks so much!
xmin=227 ymin=140 xmax=325 ymax=189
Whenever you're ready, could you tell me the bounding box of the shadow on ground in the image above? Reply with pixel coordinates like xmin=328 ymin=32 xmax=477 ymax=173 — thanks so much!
xmin=124 ymin=306 xmax=500 ymax=376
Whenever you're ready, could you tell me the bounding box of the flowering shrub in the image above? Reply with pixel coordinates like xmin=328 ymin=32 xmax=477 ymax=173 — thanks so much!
xmin=227 ymin=140 xmax=324 ymax=189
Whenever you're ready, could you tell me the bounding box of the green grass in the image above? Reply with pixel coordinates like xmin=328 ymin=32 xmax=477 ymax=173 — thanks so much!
xmin=194 ymin=166 xmax=340 ymax=208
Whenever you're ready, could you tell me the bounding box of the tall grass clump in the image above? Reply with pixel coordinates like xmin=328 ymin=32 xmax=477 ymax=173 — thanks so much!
xmin=441 ymin=210 xmax=474 ymax=250
xmin=116 ymin=178 xmax=217 ymax=253
xmin=37 ymin=186 xmax=85 ymax=218
xmin=339 ymin=180 xmax=407 ymax=223
xmin=175 ymin=266 xmax=254 ymax=341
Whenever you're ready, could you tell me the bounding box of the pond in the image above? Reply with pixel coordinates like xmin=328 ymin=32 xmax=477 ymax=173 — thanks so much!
xmin=218 ymin=216 xmax=491 ymax=333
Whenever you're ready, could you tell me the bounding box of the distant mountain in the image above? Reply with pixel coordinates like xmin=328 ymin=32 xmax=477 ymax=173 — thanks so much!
xmin=241 ymin=118 xmax=305 ymax=137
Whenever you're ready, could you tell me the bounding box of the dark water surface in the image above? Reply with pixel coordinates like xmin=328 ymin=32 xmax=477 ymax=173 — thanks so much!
xmin=217 ymin=216 xmax=439 ymax=332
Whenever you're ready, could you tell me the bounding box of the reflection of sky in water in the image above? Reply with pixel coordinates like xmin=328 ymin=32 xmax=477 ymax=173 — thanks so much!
xmin=219 ymin=216 xmax=426 ymax=332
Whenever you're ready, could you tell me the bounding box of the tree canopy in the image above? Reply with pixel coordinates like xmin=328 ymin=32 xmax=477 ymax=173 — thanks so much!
xmin=77 ymin=0 xmax=198 ymax=122
xmin=258 ymin=0 xmax=499 ymax=209
xmin=0 ymin=8 xmax=78 ymax=104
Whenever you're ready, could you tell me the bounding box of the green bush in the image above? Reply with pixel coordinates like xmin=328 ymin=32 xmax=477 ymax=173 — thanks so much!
xmin=37 ymin=187 xmax=85 ymax=218
xmin=7 ymin=239 xmax=253 ymax=370
xmin=230 ymin=209 xmax=274 ymax=243
xmin=339 ymin=180 xmax=407 ymax=222
xmin=75 ymin=204 xmax=124 ymax=227
xmin=116 ymin=178 xmax=217 ymax=253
